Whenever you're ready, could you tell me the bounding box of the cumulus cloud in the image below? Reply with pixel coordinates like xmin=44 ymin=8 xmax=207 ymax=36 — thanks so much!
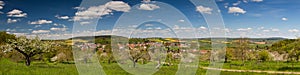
xmin=196 ymin=6 xmax=213 ymax=14
xmin=29 ymin=20 xmax=53 ymax=25
xmin=288 ymin=29 xmax=299 ymax=33
xmin=228 ymin=7 xmax=246 ymax=14
xmin=32 ymin=30 xmax=50 ymax=34
xmin=7 ymin=9 xmax=27 ymax=17
xmin=252 ymin=0 xmax=263 ymax=2
xmin=7 ymin=18 xmax=19 ymax=23
xmin=55 ymin=15 xmax=70 ymax=20
xmin=106 ymin=1 xmax=131 ymax=12
xmin=74 ymin=1 xmax=130 ymax=21
xmin=0 ymin=1 xmax=4 ymax=10
xmin=50 ymin=27 xmax=67 ymax=31
xmin=281 ymin=17 xmax=288 ymax=21
xmin=138 ymin=3 xmax=160 ymax=11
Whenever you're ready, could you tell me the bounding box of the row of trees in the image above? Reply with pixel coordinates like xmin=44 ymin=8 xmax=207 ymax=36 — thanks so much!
xmin=1 ymin=30 xmax=300 ymax=67
xmin=222 ymin=37 xmax=300 ymax=68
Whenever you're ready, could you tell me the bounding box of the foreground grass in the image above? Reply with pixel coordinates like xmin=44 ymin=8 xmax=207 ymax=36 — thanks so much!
xmin=0 ymin=59 xmax=298 ymax=75
xmin=0 ymin=59 xmax=78 ymax=75
xmin=219 ymin=61 xmax=300 ymax=72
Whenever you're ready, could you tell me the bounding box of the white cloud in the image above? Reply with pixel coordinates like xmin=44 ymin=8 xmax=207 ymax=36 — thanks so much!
xmin=7 ymin=9 xmax=27 ymax=17
xmin=233 ymin=1 xmax=241 ymax=6
xmin=0 ymin=1 xmax=4 ymax=9
xmin=53 ymin=23 xmax=59 ymax=26
xmin=288 ymin=29 xmax=299 ymax=33
xmin=178 ymin=19 xmax=185 ymax=22
xmin=50 ymin=27 xmax=67 ymax=31
xmin=224 ymin=6 xmax=228 ymax=8
xmin=243 ymin=0 xmax=248 ymax=3
xmin=155 ymin=27 xmax=162 ymax=30
xmin=237 ymin=28 xmax=252 ymax=31
xmin=29 ymin=20 xmax=53 ymax=25
xmin=34 ymin=25 xmax=42 ymax=28
xmin=224 ymin=28 xmax=231 ymax=32
xmin=53 ymin=23 xmax=66 ymax=28
xmin=138 ymin=3 xmax=160 ymax=11
xmin=105 ymin=1 xmax=131 ymax=12
xmin=196 ymin=6 xmax=213 ymax=14
xmin=262 ymin=30 xmax=270 ymax=32
xmin=271 ymin=28 xmax=279 ymax=32
xmin=73 ymin=7 xmax=85 ymax=10
xmin=228 ymin=7 xmax=246 ymax=14
xmin=74 ymin=1 xmax=130 ymax=21
xmin=258 ymin=27 xmax=264 ymax=30
xmin=142 ymin=0 xmax=151 ymax=3
xmin=261 ymin=28 xmax=279 ymax=32
xmin=7 ymin=18 xmax=19 ymax=23
xmin=55 ymin=15 xmax=70 ymax=20
xmin=199 ymin=26 xmax=207 ymax=30
xmin=32 ymin=30 xmax=50 ymax=34
xmin=281 ymin=17 xmax=288 ymax=21
xmin=80 ymin=21 xmax=91 ymax=25
xmin=12 ymin=33 xmax=27 ymax=36
xmin=74 ymin=6 xmax=112 ymax=21
xmin=252 ymin=0 xmax=263 ymax=2
xmin=0 ymin=1 xmax=4 ymax=6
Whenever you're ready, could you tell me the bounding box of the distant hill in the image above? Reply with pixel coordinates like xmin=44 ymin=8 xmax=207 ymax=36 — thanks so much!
xmin=66 ymin=35 xmax=287 ymax=43
xmin=69 ymin=35 xmax=126 ymax=40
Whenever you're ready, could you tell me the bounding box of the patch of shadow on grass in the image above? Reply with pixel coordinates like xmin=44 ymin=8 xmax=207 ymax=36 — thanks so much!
xmin=278 ymin=67 xmax=300 ymax=71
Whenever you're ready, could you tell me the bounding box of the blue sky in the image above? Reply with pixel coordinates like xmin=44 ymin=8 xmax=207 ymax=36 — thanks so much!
xmin=0 ymin=0 xmax=299 ymax=39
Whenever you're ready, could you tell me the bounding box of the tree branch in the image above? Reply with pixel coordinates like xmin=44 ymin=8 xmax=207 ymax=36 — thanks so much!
xmin=14 ymin=47 xmax=28 ymax=57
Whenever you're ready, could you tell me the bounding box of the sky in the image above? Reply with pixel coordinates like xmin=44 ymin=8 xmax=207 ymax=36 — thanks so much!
xmin=0 ymin=0 xmax=300 ymax=39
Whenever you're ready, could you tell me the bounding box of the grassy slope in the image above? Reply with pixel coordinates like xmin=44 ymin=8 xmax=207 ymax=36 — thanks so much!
xmin=0 ymin=59 xmax=78 ymax=75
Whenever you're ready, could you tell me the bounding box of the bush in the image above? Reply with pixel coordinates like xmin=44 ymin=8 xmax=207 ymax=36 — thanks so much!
xmin=259 ymin=50 xmax=271 ymax=61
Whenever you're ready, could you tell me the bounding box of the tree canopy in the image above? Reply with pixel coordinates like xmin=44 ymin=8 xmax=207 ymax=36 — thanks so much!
xmin=0 ymin=31 xmax=16 ymax=45
xmin=1 ymin=36 xmax=56 ymax=66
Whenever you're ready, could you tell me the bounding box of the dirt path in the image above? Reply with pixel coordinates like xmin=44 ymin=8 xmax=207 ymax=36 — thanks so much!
xmin=201 ymin=67 xmax=300 ymax=74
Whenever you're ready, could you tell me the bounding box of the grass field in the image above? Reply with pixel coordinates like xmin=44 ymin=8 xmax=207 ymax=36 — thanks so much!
xmin=2 ymin=59 xmax=299 ymax=75
xmin=220 ymin=61 xmax=300 ymax=72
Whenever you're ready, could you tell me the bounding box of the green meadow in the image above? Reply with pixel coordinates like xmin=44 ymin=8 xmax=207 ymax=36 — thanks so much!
xmin=2 ymin=58 xmax=300 ymax=75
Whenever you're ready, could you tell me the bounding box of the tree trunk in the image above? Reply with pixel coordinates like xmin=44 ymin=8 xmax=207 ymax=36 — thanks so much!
xmin=292 ymin=62 xmax=294 ymax=70
xmin=108 ymin=57 xmax=111 ymax=64
xmin=225 ymin=57 xmax=228 ymax=63
xmin=25 ymin=57 xmax=31 ymax=66
xmin=133 ymin=59 xmax=138 ymax=68
xmin=133 ymin=61 xmax=136 ymax=68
